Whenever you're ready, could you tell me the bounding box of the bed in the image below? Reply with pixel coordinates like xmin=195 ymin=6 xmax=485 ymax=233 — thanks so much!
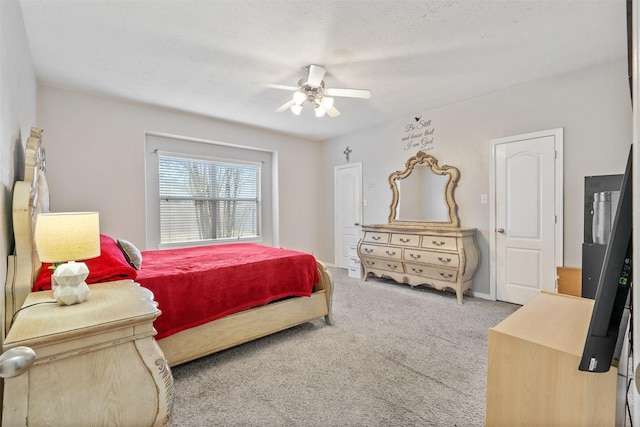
xmin=5 ymin=127 xmax=333 ymax=367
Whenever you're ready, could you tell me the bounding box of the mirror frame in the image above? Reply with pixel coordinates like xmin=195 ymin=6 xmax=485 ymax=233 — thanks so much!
xmin=388 ymin=151 xmax=460 ymax=227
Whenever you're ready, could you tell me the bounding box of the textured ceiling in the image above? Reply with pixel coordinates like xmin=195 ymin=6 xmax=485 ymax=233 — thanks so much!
xmin=19 ymin=0 xmax=627 ymax=141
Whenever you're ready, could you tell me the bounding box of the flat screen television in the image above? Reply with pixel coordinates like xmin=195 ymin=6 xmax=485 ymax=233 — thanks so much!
xmin=579 ymin=146 xmax=633 ymax=373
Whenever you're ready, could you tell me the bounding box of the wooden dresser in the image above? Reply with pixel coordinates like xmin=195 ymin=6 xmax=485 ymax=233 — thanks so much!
xmin=2 ymin=280 xmax=174 ymax=426
xmin=358 ymin=224 xmax=479 ymax=303
xmin=486 ymin=292 xmax=620 ymax=426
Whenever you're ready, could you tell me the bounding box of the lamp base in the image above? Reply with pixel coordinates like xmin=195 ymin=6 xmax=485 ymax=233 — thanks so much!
xmin=52 ymin=261 xmax=91 ymax=305
xmin=53 ymin=281 xmax=90 ymax=305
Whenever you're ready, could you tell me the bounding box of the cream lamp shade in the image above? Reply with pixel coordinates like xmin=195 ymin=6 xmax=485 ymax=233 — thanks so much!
xmin=34 ymin=212 xmax=100 ymax=305
xmin=35 ymin=212 xmax=100 ymax=263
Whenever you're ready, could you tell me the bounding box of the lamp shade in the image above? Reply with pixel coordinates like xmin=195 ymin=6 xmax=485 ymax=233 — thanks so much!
xmin=35 ymin=212 xmax=100 ymax=263
xmin=291 ymin=104 xmax=303 ymax=115
xmin=293 ymin=91 xmax=306 ymax=104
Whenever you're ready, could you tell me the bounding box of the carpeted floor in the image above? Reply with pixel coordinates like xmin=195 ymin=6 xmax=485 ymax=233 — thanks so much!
xmin=169 ymin=268 xmax=519 ymax=426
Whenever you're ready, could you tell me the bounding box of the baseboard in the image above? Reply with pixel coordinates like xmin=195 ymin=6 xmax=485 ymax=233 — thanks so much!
xmin=473 ymin=290 xmax=492 ymax=301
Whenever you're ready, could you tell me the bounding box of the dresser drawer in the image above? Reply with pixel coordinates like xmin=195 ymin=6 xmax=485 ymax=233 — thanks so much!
xmin=347 ymin=245 xmax=358 ymax=258
xmin=390 ymin=233 xmax=420 ymax=247
xmin=359 ymin=243 xmax=401 ymax=260
xmin=405 ymin=263 xmax=459 ymax=283
xmin=405 ymin=248 xmax=460 ymax=268
xmin=348 ymin=256 xmax=360 ymax=268
xmin=362 ymin=258 xmax=402 ymax=273
xmin=363 ymin=231 xmax=390 ymax=244
xmin=421 ymin=236 xmax=458 ymax=251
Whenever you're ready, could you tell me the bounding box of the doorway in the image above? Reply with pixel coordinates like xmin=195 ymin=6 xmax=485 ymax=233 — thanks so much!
xmin=489 ymin=129 xmax=563 ymax=305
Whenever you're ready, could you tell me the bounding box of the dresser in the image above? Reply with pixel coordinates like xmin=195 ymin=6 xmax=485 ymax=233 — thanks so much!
xmin=358 ymin=224 xmax=479 ymax=303
xmin=2 ymin=280 xmax=174 ymax=426
xmin=486 ymin=292 xmax=621 ymax=425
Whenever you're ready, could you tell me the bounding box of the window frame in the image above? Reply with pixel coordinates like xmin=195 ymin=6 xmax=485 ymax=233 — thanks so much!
xmin=145 ymin=132 xmax=278 ymax=250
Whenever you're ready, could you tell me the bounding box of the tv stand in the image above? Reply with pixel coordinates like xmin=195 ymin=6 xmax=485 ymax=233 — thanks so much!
xmin=486 ymin=292 xmax=624 ymax=426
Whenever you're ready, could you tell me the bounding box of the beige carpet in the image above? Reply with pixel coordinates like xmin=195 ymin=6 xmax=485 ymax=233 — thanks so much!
xmin=169 ymin=268 xmax=519 ymax=426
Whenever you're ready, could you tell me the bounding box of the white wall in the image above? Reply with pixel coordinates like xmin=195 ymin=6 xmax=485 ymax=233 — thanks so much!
xmin=0 ymin=0 xmax=38 ymax=302
xmin=324 ymin=58 xmax=632 ymax=297
xmin=36 ymin=87 xmax=329 ymax=260
xmin=23 ymin=56 xmax=634 ymax=299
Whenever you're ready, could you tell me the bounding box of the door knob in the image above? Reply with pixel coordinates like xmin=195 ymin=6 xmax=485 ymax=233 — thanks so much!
xmin=354 ymin=222 xmax=360 ymax=226
xmin=0 ymin=346 xmax=35 ymax=378
xmin=497 ymin=228 xmax=505 ymax=233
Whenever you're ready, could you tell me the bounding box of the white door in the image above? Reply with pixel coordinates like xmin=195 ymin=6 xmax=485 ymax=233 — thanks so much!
xmin=335 ymin=163 xmax=362 ymax=269
xmin=490 ymin=129 xmax=563 ymax=305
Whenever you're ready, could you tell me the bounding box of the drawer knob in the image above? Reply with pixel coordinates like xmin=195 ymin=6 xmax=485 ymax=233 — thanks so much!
xmin=0 ymin=346 xmax=35 ymax=378
xmin=364 ymin=248 xmax=373 ymax=253
xmin=438 ymin=257 xmax=452 ymax=264
xmin=399 ymin=237 xmax=411 ymax=243
xmin=372 ymin=236 xmax=381 ymax=240
xmin=366 ymin=260 xmax=375 ymax=266
xmin=410 ymin=253 xmax=422 ymax=260
xmin=387 ymin=264 xmax=398 ymax=269
xmin=385 ymin=250 xmax=396 ymax=256
xmin=439 ymin=272 xmax=454 ymax=278
xmin=411 ymin=267 xmax=423 ymax=273
xmin=432 ymin=240 xmax=445 ymax=246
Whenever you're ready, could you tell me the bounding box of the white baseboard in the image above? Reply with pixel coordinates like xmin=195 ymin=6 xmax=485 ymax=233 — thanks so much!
xmin=473 ymin=291 xmax=493 ymax=301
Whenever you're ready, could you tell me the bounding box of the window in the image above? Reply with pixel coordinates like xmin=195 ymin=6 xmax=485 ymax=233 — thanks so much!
xmin=158 ymin=153 xmax=261 ymax=245
xmin=145 ymin=133 xmax=276 ymax=250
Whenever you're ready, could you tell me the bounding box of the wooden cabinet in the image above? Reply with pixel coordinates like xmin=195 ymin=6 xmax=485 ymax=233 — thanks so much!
xmin=358 ymin=224 xmax=479 ymax=303
xmin=486 ymin=292 xmax=620 ymax=426
xmin=3 ymin=280 xmax=174 ymax=426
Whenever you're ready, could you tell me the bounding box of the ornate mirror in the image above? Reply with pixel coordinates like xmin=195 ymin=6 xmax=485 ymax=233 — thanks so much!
xmin=388 ymin=151 xmax=460 ymax=227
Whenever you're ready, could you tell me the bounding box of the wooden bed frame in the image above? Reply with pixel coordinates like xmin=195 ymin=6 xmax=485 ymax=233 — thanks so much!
xmin=5 ymin=127 xmax=333 ymax=367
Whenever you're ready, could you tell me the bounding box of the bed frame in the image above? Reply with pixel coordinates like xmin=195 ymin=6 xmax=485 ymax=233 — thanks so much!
xmin=5 ymin=127 xmax=333 ymax=366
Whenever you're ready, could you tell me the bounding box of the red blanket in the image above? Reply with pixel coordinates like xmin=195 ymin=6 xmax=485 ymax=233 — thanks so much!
xmin=136 ymin=243 xmax=319 ymax=339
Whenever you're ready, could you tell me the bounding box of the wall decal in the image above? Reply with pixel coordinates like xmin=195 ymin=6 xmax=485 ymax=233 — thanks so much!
xmin=401 ymin=116 xmax=435 ymax=151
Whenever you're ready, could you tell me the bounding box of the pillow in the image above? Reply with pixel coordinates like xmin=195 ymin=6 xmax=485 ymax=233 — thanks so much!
xmin=117 ymin=239 xmax=143 ymax=270
xmin=33 ymin=234 xmax=137 ymax=291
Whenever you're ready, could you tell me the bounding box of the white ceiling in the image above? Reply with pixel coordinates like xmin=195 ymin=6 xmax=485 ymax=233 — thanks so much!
xmin=19 ymin=0 xmax=628 ymax=141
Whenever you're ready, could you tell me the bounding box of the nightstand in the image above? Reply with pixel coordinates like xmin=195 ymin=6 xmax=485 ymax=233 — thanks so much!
xmin=2 ymin=280 xmax=174 ymax=426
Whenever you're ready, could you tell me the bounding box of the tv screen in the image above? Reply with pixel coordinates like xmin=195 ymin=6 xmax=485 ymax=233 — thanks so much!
xmin=579 ymin=146 xmax=633 ymax=373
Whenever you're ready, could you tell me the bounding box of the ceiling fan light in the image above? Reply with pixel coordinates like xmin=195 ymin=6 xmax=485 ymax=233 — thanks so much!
xmin=293 ymin=91 xmax=306 ymax=104
xmin=321 ymin=97 xmax=334 ymax=109
xmin=291 ymin=104 xmax=303 ymax=115
xmin=315 ymin=106 xmax=326 ymax=118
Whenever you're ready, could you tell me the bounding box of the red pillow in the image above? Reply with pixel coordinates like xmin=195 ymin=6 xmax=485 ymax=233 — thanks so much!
xmin=33 ymin=234 xmax=137 ymax=291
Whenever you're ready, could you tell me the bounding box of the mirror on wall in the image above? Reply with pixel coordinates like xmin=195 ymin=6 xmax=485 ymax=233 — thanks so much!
xmin=388 ymin=151 xmax=460 ymax=227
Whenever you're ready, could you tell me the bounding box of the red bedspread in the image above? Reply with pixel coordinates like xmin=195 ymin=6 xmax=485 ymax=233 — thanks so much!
xmin=136 ymin=243 xmax=319 ymax=339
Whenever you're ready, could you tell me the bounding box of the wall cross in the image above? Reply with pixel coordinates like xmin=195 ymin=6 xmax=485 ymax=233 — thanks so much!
xmin=343 ymin=146 xmax=352 ymax=162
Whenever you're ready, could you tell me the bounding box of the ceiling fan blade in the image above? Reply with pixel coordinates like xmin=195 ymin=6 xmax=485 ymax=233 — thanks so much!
xmin=306 ymin=65 xmax=326 ymax=87
xmin=275 ymin=99 xmax=296 ymax=112
xmin=325 ymin=88 xmax=371 ymax=99
xmin=326 ymin=105 xmax=341 ymax=118
xmin=254 ymin=82 xmax=299 ymax=91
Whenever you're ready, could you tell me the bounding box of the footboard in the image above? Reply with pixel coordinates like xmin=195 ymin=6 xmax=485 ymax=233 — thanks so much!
xmin=158 ymin=260 xmax=334 ymax=367
xmin=314 ymin=260 xmax=333 ymax=325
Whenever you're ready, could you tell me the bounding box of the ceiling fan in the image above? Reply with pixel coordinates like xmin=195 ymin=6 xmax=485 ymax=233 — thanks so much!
xmin=256 ymin=65 xmax=371 ymax=118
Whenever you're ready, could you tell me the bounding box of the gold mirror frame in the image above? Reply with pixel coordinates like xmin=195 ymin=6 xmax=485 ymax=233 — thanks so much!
xmin=388 ymin=151 xmax=460 ymax=227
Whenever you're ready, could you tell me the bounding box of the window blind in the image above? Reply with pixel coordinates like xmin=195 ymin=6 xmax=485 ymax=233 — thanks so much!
xmin=158 ymin=154 xmax=261 ymax=245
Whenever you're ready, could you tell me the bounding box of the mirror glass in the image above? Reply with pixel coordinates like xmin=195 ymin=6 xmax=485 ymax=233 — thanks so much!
xmin=388 ymin=151 xmax=460 ymax=227
xmin=396 ymin=166 xmax=449 ymax=221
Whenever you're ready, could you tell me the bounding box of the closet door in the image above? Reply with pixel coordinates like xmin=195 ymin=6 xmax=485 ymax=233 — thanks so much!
xmin=491 ymin=129 xmax=563 ymax=305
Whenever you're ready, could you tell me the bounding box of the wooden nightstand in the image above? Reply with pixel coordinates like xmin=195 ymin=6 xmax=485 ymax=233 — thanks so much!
xmin=2 ymin=280 xmax=174 ymax=426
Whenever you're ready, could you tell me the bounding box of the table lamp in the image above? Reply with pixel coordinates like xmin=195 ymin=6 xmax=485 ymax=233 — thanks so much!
xmin=34 ymin=212 xmax=100 ymax=305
